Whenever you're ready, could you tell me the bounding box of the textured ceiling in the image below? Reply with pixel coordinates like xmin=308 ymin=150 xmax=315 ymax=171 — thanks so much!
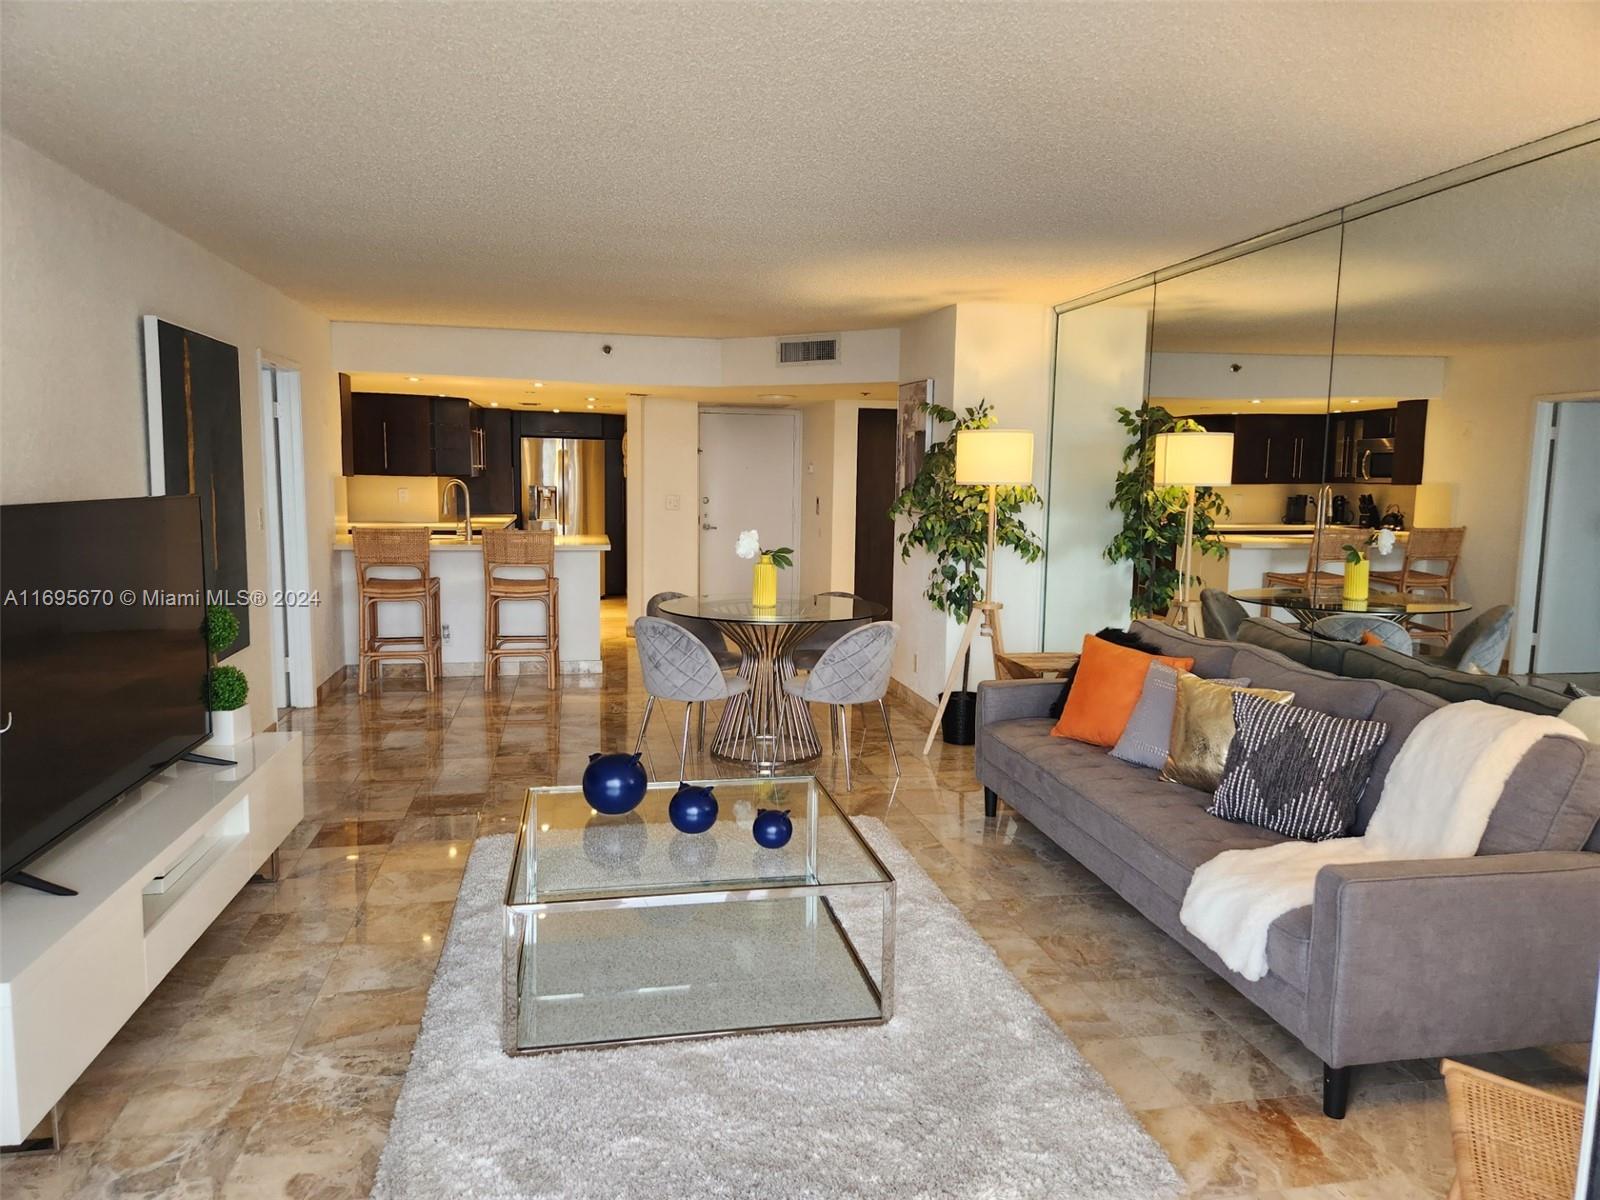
xmin=3 ymin=1 xmax=1598 ymax=337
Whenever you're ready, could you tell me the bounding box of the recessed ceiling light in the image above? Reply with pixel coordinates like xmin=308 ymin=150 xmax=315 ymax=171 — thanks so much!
xmin=532 ymin=381 xmax=544 ymax=388
xmin=1250 ymin=398 xmax=1262 ymax=405
xmin=757 ymin=393 xmax=796 ymax=402
xmin=490 ymin=402 xmax=498 ymax=407
xmin=553 ymin=408 xmax=561 ymax=413
xmin=407 ymin=376 xmax=421 ymax=382
xmin=585 ymin=396 xmax=596 ymax=403
xmin=1350 ymin=399 xmax=1360 ymax=405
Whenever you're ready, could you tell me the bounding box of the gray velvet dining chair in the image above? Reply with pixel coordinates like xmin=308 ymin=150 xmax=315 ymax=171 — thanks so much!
xmin=784 ymin=621 xmax=899 ymax=791
xmin=633 ymin=617 xmax=750 ymax=778
xmin=1200 ymin=588 xmax=1249 ymax=641
xmin=1437 ymin=605 xmax=1514 ymax=674
xmin=644 ymin=591 xmax=741 ymax=670
xmin=1310 ymin=614 xmax=1414 ymax=655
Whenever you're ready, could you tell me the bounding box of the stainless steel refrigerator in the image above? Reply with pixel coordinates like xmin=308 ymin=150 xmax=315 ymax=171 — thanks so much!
xmin=520 ymin=437 xmax=609 ymax=576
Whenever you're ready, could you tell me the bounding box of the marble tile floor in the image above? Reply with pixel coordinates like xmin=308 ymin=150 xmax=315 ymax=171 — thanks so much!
xmin=2 ymin=601 xmax=1589 ymax=1198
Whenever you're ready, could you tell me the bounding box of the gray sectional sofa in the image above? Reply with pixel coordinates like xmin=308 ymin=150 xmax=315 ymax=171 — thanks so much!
xmin=1233 ymin=615 xmax=1569 ymax=715
xmin=975 ymin=619 xmax=1600 ymax=1118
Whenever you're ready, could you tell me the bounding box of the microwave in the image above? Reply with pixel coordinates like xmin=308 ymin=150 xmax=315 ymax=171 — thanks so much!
xmin=1355 ymin=437 xmax=1395 ymax=482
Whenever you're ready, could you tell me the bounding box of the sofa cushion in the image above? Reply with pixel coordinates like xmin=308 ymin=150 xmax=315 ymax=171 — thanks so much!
xmin=1129 ymin=619 xmax=1240 ymax=678
xmin=1211 ymin=693 xmax=1389 ymax=841
xmin=984 ymin=719 xmax=1289 ymax=903
xmin=1054 ymin=635 xmax=1193 ymax=747
xmin=1478 ymin=734 xmax=1600 ymax=854
xmin=1231 ymin=647 xmax=1384 ymax=720
xmin=1236 ymin=616 xmax=1346 ymax=673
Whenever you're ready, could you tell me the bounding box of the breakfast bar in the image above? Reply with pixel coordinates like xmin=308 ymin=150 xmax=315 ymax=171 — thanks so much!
xmin=335 ymin=525 xmax=611 ymax=677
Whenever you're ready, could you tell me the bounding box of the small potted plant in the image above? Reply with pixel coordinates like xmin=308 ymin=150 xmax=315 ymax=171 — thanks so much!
xmin=735 ymin=529 xmax=793 ymax=608
xmin=204 ymin=604 xmax=251 ymax=745
xmin=1341 ymin=528 xmax=1397 ymax=602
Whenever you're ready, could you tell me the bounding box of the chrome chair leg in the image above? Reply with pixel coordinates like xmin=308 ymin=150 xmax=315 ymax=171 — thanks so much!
xmin=697 ymin=701 xmax=706 ymax=750
xmin=678 ymin=702 xmax=693 ymax=780
xmin=839 ymin=703 xmax=853 ymax=791
xmin=634 ymin=694 xmax=655 ymax=754
xmin=878 ymin=699 xmax=901 ymax=777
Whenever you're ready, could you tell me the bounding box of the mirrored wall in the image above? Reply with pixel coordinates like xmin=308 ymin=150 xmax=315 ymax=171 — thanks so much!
xmin=1043 ymin=127 xmax=1600 ymax=678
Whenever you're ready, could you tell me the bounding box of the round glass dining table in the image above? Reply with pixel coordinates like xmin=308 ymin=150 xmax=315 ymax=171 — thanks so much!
xmin=1228 ymin=587 xmax=1470 ymax=629
xmin=657 ymin=594 xmax=886 ymax=767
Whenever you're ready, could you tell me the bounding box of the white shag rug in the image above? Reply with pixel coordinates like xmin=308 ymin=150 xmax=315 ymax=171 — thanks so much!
xmin=372 ymin=821 xmax=1181 ymax=1200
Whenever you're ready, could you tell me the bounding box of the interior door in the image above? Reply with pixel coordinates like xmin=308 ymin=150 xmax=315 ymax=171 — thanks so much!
xmin=699 ymin=410 xmax=800 ymax=597
xmin=853 ymin=408 xmax=896 ymax=614
xmin=1532 ymin=400 xmax=1600 ymax=673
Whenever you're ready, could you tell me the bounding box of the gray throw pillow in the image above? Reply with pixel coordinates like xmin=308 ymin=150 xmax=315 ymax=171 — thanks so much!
xmin=1210 ymin=692 xmax=1390 ymax=841
xmin=1110 ymin=665 xmax=1248 ymax=770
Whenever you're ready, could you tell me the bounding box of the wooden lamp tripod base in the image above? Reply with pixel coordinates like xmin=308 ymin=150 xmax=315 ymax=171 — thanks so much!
xmin=922 ymin=599 xmax=1004 ymax=755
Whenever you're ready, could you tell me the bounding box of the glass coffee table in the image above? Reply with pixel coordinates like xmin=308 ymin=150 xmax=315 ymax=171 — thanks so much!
xmin=503 ymin=775 xmax=895 ymax=1054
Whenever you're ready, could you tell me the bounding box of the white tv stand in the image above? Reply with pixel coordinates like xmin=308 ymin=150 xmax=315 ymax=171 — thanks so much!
xmin=0 ymin=732 xmax=303 ymax=1145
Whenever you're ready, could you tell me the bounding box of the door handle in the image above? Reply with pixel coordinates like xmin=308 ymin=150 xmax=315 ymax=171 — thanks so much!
xmin=1264 ymin=437 xmax=1272 ymax=479
xmin=382 ymin=421 xmax=389 ymax=470
xmin=0 ymin=712 xmax=11 ymax=734
xmin=702 ymin=523 xmax=718 ymax=531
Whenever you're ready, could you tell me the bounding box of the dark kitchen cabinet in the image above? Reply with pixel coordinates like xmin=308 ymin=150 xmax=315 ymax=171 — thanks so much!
xmin=1225 ymin=413 xmax=1327 ymax=484
xmin=466 ymin=407 xmax=516 ymax=515
xmin=1391 ymin=398 xmax=1428 ymax=485
xmin=346 ymin=392 xmax=472 ymax=476
xmin=431 ymin=398 xmax=473 ymax=477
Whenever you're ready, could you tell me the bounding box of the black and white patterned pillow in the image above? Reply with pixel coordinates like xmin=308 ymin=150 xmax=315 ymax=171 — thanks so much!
xmin=1209 ymin=693 xmax=1390 ymax=841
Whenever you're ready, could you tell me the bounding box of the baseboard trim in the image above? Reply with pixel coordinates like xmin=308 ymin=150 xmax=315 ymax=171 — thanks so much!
xmin=887 ymin=678 xmax=935 ymax=721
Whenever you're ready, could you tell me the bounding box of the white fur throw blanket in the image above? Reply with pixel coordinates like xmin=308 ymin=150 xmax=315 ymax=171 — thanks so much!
xmin=1180 ymin=701 xmax=1581 ymax=982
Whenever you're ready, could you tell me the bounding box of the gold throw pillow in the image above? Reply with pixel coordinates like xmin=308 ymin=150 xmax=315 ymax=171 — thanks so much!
xmin=1160 ymin=674 xmax=1294 ymax=791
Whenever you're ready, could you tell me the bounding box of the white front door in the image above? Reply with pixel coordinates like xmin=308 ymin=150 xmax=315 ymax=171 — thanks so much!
xmin=1532 ymin=399 xmax=1600 ymax=673
xmin=698 ymin=409 xmax=801 ymax=597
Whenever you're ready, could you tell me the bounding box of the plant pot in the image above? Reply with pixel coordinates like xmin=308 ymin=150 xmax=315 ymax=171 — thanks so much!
xmin=1342 ymin=559 xmax=1370 ymax=602
xmin=751 ymin=555 xmax=778 ymax=608
xmin=941 ymin=690 xmax=978 ymax=745
xmin=207 ymin=706 xmax=251 ymax=746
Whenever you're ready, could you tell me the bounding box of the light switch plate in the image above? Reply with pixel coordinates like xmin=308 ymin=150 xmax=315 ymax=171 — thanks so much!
xmin=397 ymin=487 xmax=410 ymax=503
xmin=664 ymin=494 xmax=681 ymax=511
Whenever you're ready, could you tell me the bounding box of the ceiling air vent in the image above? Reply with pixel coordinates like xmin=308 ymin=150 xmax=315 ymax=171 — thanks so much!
xmin=776 ymin=334 xmax=840 ymax=365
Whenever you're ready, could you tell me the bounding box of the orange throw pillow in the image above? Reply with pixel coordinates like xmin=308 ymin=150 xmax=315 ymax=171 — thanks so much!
xmin=1359 ymin=630 xmax=1385 ymax=647
xmin=1052 ymin=634 xmax=1195 ymax=747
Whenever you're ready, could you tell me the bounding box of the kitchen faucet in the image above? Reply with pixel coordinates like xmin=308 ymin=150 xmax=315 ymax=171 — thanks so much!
xmin=443 ymin=478 xmax=472 ymax=543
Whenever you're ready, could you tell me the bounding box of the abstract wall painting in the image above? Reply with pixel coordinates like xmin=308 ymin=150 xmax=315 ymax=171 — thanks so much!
xmin=142 ymin=316 xmax=250 ymax=654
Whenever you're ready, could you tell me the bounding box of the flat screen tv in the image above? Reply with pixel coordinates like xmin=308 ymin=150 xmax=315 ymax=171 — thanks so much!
xmin=1 ymin=495 xmax=211 ymax=890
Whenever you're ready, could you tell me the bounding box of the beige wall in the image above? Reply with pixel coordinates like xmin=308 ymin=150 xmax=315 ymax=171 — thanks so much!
xmin=626 ymin=396 xmax=700 ymax=622
xmin=0 ymin=135 xmax=343 ymax=731
xmin=1425 ymin=337 xmax=1600 ymax=616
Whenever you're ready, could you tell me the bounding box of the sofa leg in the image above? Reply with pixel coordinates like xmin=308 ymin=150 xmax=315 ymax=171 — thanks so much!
xmin=983 ymin=787 xmax=998 ymax=818
xmin=1322 ymin=1064 xmax=1351 ymax=1119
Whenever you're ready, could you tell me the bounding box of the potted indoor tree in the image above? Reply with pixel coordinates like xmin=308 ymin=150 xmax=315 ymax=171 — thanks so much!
xmin=890 ymin=397 xmax=1042 ymax=742
xmin=1104 ymin=405 xmax=1229 ymax=616
xmin=204 ymin=604 xmax=251 ymax=745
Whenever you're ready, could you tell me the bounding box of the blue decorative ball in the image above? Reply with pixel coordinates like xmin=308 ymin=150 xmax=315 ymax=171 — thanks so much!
xmin=668 ymin=783 xmax=719 ymax=834
xmin=752 ymin=808 xmax=793 ymax=849
xmin=582 ymin=752 xmax=648 ymax=815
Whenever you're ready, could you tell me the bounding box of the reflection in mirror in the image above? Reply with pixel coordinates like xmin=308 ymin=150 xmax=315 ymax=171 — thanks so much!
xmin=1042 ymin=284 xmax=1154 ymax=649
xmin=1146 ymin=227 xmax=1343 ymax=617
xmin=1333 ymin=140 xmax=1600 ymax=677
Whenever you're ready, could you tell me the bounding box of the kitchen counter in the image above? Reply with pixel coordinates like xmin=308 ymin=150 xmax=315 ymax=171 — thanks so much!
xmin=335 ymin=534 xmax=611 ymax=676
xmin=1218 ymin=530 xmax=1410 ymax=549
xmin=344 ymin=515 xmax=518 ymax=530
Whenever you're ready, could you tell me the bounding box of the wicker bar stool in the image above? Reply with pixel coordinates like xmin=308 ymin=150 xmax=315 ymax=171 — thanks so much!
xmin=483 ymin=529 xmax=559 ymax=690
xmin=1371 ymin=526 xmax=1465 ymax=645
xmin=1263 ymin=525 xmax=1365 ymax=597
xmin=353 ymin=528 xmax=442 ymax=695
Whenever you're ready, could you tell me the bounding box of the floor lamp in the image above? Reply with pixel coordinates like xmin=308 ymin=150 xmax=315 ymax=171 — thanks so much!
xmin=923 ymin=428 xmax=1034 ymax=754
xmin=1151 ymin=431 xmax=1233 ymax=635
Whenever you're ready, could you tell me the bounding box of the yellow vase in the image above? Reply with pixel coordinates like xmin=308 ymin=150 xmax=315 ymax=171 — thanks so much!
xmin=1343 ymin=558 xmax=1370 ymax=602
xmin=751 ymin=555 xmax=778 ymax=608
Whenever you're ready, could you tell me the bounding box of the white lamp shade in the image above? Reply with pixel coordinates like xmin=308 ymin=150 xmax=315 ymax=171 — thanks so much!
xmin=955 ymin=429 xmax=1034 ymax=485
xmin=1152 ymin=431 xmax=1234 ymax=487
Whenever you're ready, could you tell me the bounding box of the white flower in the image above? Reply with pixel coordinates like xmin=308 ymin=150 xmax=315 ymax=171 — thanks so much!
xmin=1374 ymin=529 xmax=1396 ymax=556
xmin=735 ymin=529 xmax=761 ymax=560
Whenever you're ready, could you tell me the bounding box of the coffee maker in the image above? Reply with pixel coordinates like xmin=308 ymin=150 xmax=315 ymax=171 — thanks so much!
xmin=1282 ymin=493 xmax=1314 ymax=524
xmin=1329 ymin=494 xmax=1352 ymax=525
